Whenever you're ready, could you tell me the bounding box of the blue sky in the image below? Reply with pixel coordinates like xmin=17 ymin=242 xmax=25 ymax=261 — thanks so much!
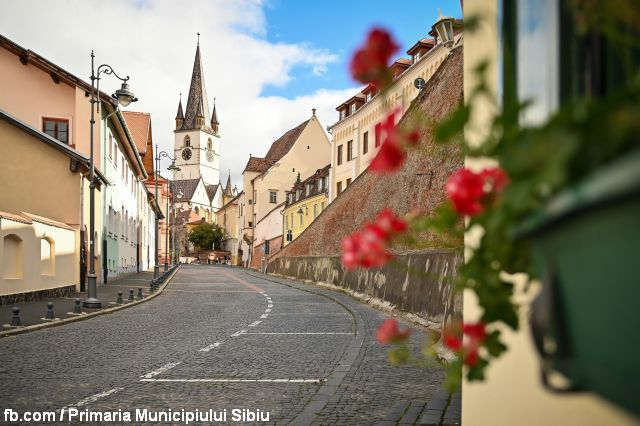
xmin=261 ymin=0 xmax=462 ymax=98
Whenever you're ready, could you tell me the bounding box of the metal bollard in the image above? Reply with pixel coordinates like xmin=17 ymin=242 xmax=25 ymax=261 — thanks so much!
xmin=73 ymin=298 xmax=82 ymax=314
xmin=150 ymin=279 xmax=156 ymax=293
xmin=137 ymin=288 xmax=143 ymax=300
xmin=11 ymin=306 xmax=22 ymax=327
xmin=128 ymin=289 xmax=134 ymax=302
xmin=45 ymin=302 xmax=55 ymax=320
xmin=116 ymin=291 xmax=123 ymax=304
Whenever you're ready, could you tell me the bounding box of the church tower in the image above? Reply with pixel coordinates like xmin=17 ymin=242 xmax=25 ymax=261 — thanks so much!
xmin=173 ymin=37 xmax=220 ymax=185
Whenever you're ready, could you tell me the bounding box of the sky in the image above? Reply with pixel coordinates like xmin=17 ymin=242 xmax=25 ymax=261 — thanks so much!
xmin=0 ymin=0 xmax=461 ymax=188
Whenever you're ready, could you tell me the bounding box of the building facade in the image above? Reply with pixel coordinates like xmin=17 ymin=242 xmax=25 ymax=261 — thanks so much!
xmin=282 ymin=165 xmax=330 ymax=246
xmin=328 ymin=22 xmax=462 ymax=201
xmin=238 ymin=110 xmax=330 ymax=267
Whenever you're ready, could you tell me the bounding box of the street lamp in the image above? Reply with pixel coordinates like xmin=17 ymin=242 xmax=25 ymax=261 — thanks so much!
xmin=173 ymin=192 xmax=183 ymax=266
xmin=432 ymin=9 xmax=455 ymax=48
xmin=154 ymin=147 xmax=180 ymax=278
xmin=84 ymin=51 xmax=137 ymax=309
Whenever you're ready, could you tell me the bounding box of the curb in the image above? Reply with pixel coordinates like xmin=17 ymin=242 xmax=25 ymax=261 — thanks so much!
xmin=0 ymin=266 xmax=180 ymax=339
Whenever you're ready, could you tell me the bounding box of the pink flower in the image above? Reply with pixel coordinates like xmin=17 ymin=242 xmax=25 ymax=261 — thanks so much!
xmin=445 ymin=167 xmax=509 ymax=216
xmin=376 ymin=318 xmax=411 ymax=344
xmin=350 ymin=28 xmax=399 ymax=88
xmin=370 ymin=112 xmax=423 ymax=174
xmin=443 ymin=321 xmax=487 ymax=367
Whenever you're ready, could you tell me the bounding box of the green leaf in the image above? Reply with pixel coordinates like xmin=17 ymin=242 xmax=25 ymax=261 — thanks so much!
xmin=484 ymin=330 xmax=508 ymax=357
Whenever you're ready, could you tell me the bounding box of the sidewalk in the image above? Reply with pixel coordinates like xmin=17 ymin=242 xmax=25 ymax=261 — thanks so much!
xmin=1 ymin=269 xmax=157 ymax=330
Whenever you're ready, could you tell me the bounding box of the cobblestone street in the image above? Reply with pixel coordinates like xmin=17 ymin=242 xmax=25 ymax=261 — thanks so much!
xmin=0 ymin=265 xmax=447 ymax=425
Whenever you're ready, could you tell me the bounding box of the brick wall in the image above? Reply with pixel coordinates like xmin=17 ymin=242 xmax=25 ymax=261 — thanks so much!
xmin=267 ymin=46 xmax=464 ymax=324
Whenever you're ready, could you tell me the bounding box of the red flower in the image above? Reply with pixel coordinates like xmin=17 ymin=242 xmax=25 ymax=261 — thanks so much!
xmin=444 ymin=334 xmax=462 ymax=351
xmin=464 ymin=348 xmax=480 ymax=367
xmin=376 ymin=318 xmax=411 ymax=344
xmin=463 ymin=322 xmax=487 ymax=342
xmin=370 ymin=111 xmax=422 ymax=174
xmin=445 ymin=167 xmax=509 ymax=216
xmin=350 ymin=28 xmax=399 ymax=88
xmin=341 ymin=209 xmax=408 ymax=269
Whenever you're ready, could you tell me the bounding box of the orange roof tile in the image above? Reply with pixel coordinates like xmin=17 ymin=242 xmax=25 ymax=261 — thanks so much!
xmin=121 ymin=111 xmax=150 ymax=155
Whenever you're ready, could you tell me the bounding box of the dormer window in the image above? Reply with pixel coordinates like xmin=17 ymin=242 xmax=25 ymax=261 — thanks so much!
xmin=184 ymin=135 xmax=191 ymax=147
xmin=340 ymin=110 xmax=346 ymax=120
xmin=366 ymin=93 xmax=372 ymax=102
xmin=350 ymin=104 xmax=356 ymax=114
xmin=414 ymin=52 xmax=421 ymax=63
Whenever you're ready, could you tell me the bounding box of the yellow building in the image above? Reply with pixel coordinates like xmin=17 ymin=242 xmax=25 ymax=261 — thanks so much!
xmin=282 ymin=165 xmax=330 ymax=246
xmin=328 ymin=18 xmax=462 ymax=201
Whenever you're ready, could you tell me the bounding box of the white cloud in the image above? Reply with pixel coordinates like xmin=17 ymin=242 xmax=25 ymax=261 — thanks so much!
xmin=0 ymin=0 xmax=350 ymax=187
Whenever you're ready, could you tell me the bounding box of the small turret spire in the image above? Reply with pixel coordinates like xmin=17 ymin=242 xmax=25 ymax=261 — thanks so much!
xmin=211 ymin=97 xmax=220 ymax=135
xmin=175 ymin=93 xmax=184 ymax=130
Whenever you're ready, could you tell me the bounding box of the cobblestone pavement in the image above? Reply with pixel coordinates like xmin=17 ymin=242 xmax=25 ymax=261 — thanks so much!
xmin=0 ymin=265 xmax=448 ymax=425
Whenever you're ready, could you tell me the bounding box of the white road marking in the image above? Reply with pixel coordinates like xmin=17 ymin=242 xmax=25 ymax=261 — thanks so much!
xmin=231 ymin=329 xmax=247 ymax=337
xmin=198 ymin=342 xmax=222 ymax=352
xmin=267 ymin=304 xmax=273 ymax=308
xmin=140 ymin=361 xmax=182 ymax=379
xmin=61 ymin=387 xmax=124 ymax=409
xmin=244 ymin=332 xmax=353 ymax=335
xmin=260 ymin=314 xmax=268 ymax=319
xmin=140 ymin=378 xmax=322 ymax=383
xmin=265 ymin=309 xmax=272 ymax=313
xmin=248 ymin=321 xmax=261 ymax=327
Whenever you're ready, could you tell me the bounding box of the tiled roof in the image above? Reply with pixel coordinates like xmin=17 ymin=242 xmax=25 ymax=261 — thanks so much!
xmin=244 ymin=156 xmax=276 ymax=173
xmin=121 ymin=111 xmax=150 ymax=155
xmin=407 ymin=38 xmax=435 ymax=55
xmin=205 ymin=184 xmax=219 ymax=202
xmin=22 ymin=212 xmax=75 ymax=231
xmin=181 ymin=44 xmax=212 ymax=132
xmin=171 ymin=178 xmax=201 ymax=201
xmin=264 ymin=120 xmax=309 ymax=161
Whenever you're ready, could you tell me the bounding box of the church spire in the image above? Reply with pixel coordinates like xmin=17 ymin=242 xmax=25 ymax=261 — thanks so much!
xmin=182 ymin=35 xmax=211 ymax=131
xmin=175 ymin=93 xmax=184 ymax=130
xmin=211 ymin=98 xmax=219 ymax=135
xmin=224 ymin=170 xmax=232 ymax=196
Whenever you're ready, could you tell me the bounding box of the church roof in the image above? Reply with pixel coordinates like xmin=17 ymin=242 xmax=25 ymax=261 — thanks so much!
xmin=205 ymin=184 xmax=219 ymax=202
xmin=171 ymin=177 xmax=201 ymax=201
xmin=181 ymin=44 xmax=212 ymax=132
xmin=243 ymin=156 xmax=276 ymax=174
xmin=175 ymin=97 xmax=184 ymax=120
xmin=224 ymin=173 xmax=232 ymax=195
xmin=121 ymin=111 xmax=150 ymax=155
xmin=264 ymin=119 xmax=309 ymax=161
xmin=211 ymin=99 xmax=219 ymax=125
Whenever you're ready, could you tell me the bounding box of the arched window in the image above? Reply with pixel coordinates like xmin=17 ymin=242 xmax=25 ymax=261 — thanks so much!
xmin=184 ymin=135 xmax=191 ymax=147
xmin=207 ymin=138 xmax=212 ymax=150
xmin=40 ymin=237 xmax=55 ymax=275
xmin=3 ymin=234 xmax=23 ymax=279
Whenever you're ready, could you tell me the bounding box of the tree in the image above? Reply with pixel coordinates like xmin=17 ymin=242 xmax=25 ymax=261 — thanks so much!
xmin=188 ymin=222 xmax=224 ymax=250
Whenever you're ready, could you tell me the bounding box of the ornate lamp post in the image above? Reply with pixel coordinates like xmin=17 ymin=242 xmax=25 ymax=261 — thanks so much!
xmin=173 ymin=192 xmax=183 ymax=266
xmin=154 ymin=147 xmax=180 ymax=278
xmin=432 ymin=10 xmax=455 ymax=48
xmin=84 ymin=51 xmax=137 ymax=309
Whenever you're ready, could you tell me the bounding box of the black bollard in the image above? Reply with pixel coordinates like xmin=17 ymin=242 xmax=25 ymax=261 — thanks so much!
xmin=137 ymin=288 xmax=143 ymax=300
xmin=10 ymin=306 xmax=22 ymax=327
xmin=45 ymin=302 xmax=55 ymax=320
xmin=150 ymin=279 xmax=156 ymax=293
xmin=73 ymin=298 xmax=82 ymax=314
xmin=116 ymin=291 xmax=123 ymax=304
xmin=128 ymin=289 xmax=134 ymax=302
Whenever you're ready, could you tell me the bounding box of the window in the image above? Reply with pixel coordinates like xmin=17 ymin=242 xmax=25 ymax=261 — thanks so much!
xmin=108 ymin=134 xmax=113 ymax=159
xmin=375 ymin=122 xmax=382 ymax=147
xmin=264 ymin=239 xmax=270 ymax=255
xmin=248 ymin=221 xmax=253 ymax=228
xmin=43 ymin=118 xmax=69 ymax=144
xmin=306 ymin=184 xmax=311 ymax=197
xmin=285 ymin=214 xmax=289 ymax=229
xmin=114 ymin=142 xmax=118 ymax=168
xmin=347 ymin=140 xmax=353 ymax=161
xmin=414 ymin=52 xmax=421 ymax=63
xmin=313 ymin=204 xmax=318 ymax=219
xmin=363 ymin=131 xmax=369 ymax=154
xmin=366 ymin=93 xmax=372 ymax=102
xmin=337 ymin=145 xmax=343 ymax=165
xmin=269 ymin=191 xmax=277 ymax=204
xmin=346 ymin=178 xmax=352 ymax=187
xmin=207 ymin=138 xmax=212 ymax=150
xmin=3 ymin=234 xmax=23 ymax=279
xmin=337 ymin=181 xmax=343 ymax=195
xmin=286 ymin=230 xmax=293 ymax=242
xmin=351 ymin=103 xmax=356 ymax=114
xmin=184 ymin=135 xmax=191 ymax=147
xmin=340 ymin=110 xmax=346 ymax=120
xmin=248 ymin=199 xmax=252 ymax=205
